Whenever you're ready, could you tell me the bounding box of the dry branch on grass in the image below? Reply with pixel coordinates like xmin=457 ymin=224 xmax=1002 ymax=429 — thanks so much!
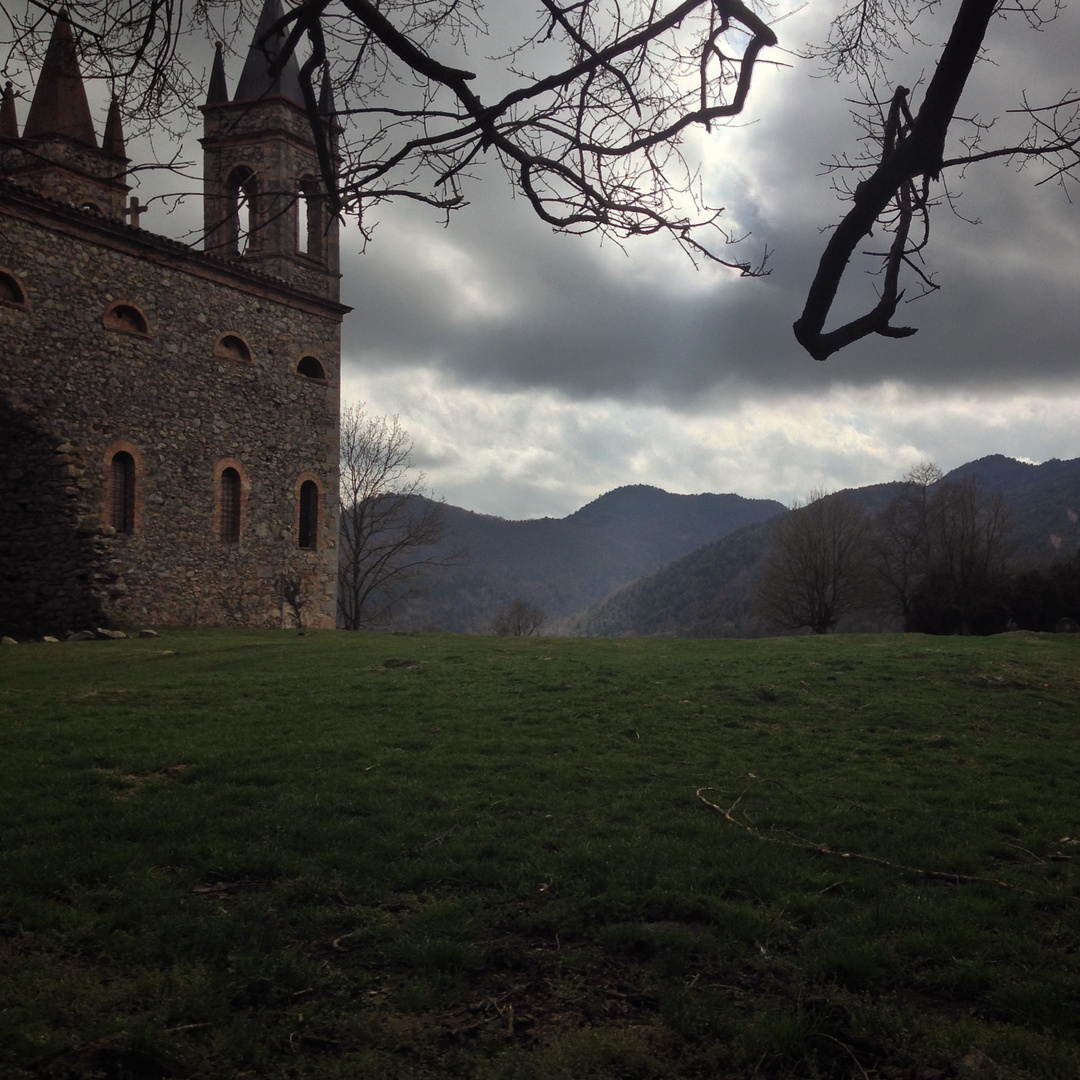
xmin=696 ymin=782 xmax=1030 ymax=893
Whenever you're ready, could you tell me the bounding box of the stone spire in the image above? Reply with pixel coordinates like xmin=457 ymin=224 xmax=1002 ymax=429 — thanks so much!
xmin=318 ymin=62 xmax=335 ymax=118
xmin=234 ymin=0 xmax=305 ymax=106
xmin=23 ymin=7 xmax=97 ymax=146
xmin=0 ymin=81 xmax=18 ymax=138
xmin=102 ymin=97 xmax=126 ymax=159
xmin=206 ymin=41 xmax=230 ymax=106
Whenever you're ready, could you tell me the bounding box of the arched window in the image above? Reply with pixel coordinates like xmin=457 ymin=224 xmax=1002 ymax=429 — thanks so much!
xmin=298 ymin=480 xmax=319 ymax=549
xmin=0 ymin=268 xmax=28 ymax=309
xmin=226 ymin=166 xmax=258 ymax=256
xmin=219 ymin=467 xmax=242 ymax=543
xmin=109 ymin=451 xmax=136 ymax=534
xmin=214 ymin=333 xmax=254 ymax=363
xmin=296 ymin=355 xmax=326 ymax=380
xmin=102 ymin=301 xmax=149 ymax=337
xmin=297 ymin=175 xmax=322 ymax=259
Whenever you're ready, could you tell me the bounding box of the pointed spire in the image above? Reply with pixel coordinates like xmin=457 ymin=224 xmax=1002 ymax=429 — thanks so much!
xmin=24 ymin=7 xmax=98 ymax=146
xmin=206 ymin=41 xmax=229 ymax=106
xmin=318 ymin=62 xmax=335 ymax=118
xmin=0 ymin=81 xmax=18 ymax=139
xmin=235 ymin=0 xmax=304 ymax=107
xmin=103 ymin=97 xmax=126 ymax=159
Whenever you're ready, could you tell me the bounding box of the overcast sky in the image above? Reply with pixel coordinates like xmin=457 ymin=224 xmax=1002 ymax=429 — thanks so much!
xmin=329 ymin=2 xmax=1080 ymax=518
xmin=14 ymin=1 xmax=1079 ymax=520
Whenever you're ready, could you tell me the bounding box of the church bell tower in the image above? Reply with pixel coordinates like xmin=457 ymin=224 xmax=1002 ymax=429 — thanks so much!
xmin=200 ymin=0 xmax=341 ymax=302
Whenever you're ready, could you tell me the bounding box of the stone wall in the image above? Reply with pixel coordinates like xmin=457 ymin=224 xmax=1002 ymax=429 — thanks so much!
xmin=0 ymin=187 xmax=342 ymax=634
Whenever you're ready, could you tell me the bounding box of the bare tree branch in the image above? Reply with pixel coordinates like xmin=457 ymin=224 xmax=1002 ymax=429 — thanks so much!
xmin=0 ymin=0 xmax=778 ymax=270
xmin=794 ymin=0 xmax=1078 ymax=360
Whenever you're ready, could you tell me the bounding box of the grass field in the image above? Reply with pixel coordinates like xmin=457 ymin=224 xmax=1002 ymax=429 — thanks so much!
xmin=2 ymin=628 xmax=1079 ymax=1079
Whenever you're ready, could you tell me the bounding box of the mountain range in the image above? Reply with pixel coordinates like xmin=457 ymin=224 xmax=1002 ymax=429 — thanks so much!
xmin=389 ymin=455 xmax=1080 ymax=636
xmin=567 ymin=455 xmax=1080 ymax=638
xmin=391 ymin=485 xmax=785 ymax=632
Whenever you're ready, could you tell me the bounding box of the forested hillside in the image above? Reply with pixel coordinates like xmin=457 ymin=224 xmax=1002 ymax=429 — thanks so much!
xmin=570 ymin=457 xmax=1080 ymax=638
xmin=389 ymin=485 xmax=785 ymax=632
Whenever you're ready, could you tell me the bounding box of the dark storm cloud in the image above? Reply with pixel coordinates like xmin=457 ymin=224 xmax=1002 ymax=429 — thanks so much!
xmin=340 ymin=2 xmax=1080 ymax=409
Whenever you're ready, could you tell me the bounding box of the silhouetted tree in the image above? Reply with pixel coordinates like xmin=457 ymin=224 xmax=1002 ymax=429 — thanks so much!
xmin=338 ymin=403 xmax=460 ymax=629
xmin=867 ymin=462 xmax=942 ymax=626
xmin=491 ymin=598 xmax=546 ymax=637
xmin=899 ymin=474 xmax=1013 ymax=635
xmin=756 ymin=490 xmax=870 ymax=634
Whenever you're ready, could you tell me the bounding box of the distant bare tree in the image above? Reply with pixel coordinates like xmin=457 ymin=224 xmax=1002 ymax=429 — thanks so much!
xmin=492 ymin=598 xmax=546 ymax=637
xmin=338 ymin=403 xmax=460 ymax=630
xmin=756 ymin=489 xmax=870 ymax=635
xmin=867 ymin=466 xmax=1012 ymax=633
xmin=910 ymin=473 xmax=1012 ymax=634
xmin=867 ymin=462 xmax=942 ymax=626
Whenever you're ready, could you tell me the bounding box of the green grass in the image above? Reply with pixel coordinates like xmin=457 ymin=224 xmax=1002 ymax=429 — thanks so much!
xmin=2 ymin=629 xmax=1080 ymax=1078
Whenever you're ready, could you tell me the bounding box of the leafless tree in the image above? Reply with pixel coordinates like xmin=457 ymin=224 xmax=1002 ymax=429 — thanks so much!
xmin=338 ymin=402 xmax=460 ymax=630
xmin=914 ymin=473 xmax=1013 ymax=634
xmin=866 ymin=461 xmax=942 ymax=625
xmin=491 ymin=597 xmax=546 ymax=637
xmin=868 ymin=465 xmax=1013 ymax=633
xmin=756 ymin=489 xmax=870 ymax=634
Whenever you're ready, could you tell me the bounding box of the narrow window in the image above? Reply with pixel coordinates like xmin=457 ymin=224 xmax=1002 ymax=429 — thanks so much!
xmin=297 ymin=185 xmax=309 ymax=255
xmin=226 ymin=167 xmax=257 ymax=256
xmin=110 ymin=451 xmax=136 ymax=533
xmin=298 ymin=176 xmax=322 ymax=259
xmin=220 ymin=467 xmax=241 ymax=543
xmin=296 ymin=355 xmax=325 ymax=380
xmin=298 ymin=480 xmax=319 ymax=549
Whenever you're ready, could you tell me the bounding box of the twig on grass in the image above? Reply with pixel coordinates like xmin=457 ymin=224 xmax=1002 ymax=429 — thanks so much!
xmin=696 ymin=784 xmax=1031 ymax=893
xmin=818 ymin=1033 xmax=871 ymax=1080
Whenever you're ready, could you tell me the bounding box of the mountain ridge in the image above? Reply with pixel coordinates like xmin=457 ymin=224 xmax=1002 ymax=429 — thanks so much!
xmin=390 ymin=486 xmax=787 ymax=631
xmin=567 ymin=455 xmax=1080 ymax=638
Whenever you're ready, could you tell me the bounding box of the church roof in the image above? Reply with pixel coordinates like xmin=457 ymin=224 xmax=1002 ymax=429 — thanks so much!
xmin=318 ymin=62 xmax=335 ymax=119
xmin=206 ymin=42 xmax=230 ymax=106
xmin=102 ymin=97 xmax=127 ymax=160
xmin=234 ymin=0 xmax=305 ymax=107
xmin=23 ymin=7 xmax=98 ymax=146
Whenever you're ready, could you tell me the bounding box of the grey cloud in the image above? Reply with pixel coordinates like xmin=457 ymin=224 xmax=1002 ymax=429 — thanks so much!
xmin=342 ymin=2 xmax=1080 ymax=412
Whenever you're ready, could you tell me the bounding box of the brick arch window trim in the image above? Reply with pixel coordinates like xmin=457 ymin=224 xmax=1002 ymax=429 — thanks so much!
xmin=0 ymin=266 xmax=29 ymax=309
xmin=102 ymin=440 xmax=144 ymax=534
xmin=295 ymin=354 xmax=327 ymax=381
xmin=214 ymin=332 xmax=255 ymax=364
xmin=295 ymin=473 xmax=322 ymax=550
xmin=214 ymin=458 xmax=250 ymax=544
xmin=102 ymin=300 xmax=150 ymax=337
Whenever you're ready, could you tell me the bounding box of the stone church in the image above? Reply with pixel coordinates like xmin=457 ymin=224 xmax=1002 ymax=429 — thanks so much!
xmin=0 ymin=2 xmax=348 ymax=635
